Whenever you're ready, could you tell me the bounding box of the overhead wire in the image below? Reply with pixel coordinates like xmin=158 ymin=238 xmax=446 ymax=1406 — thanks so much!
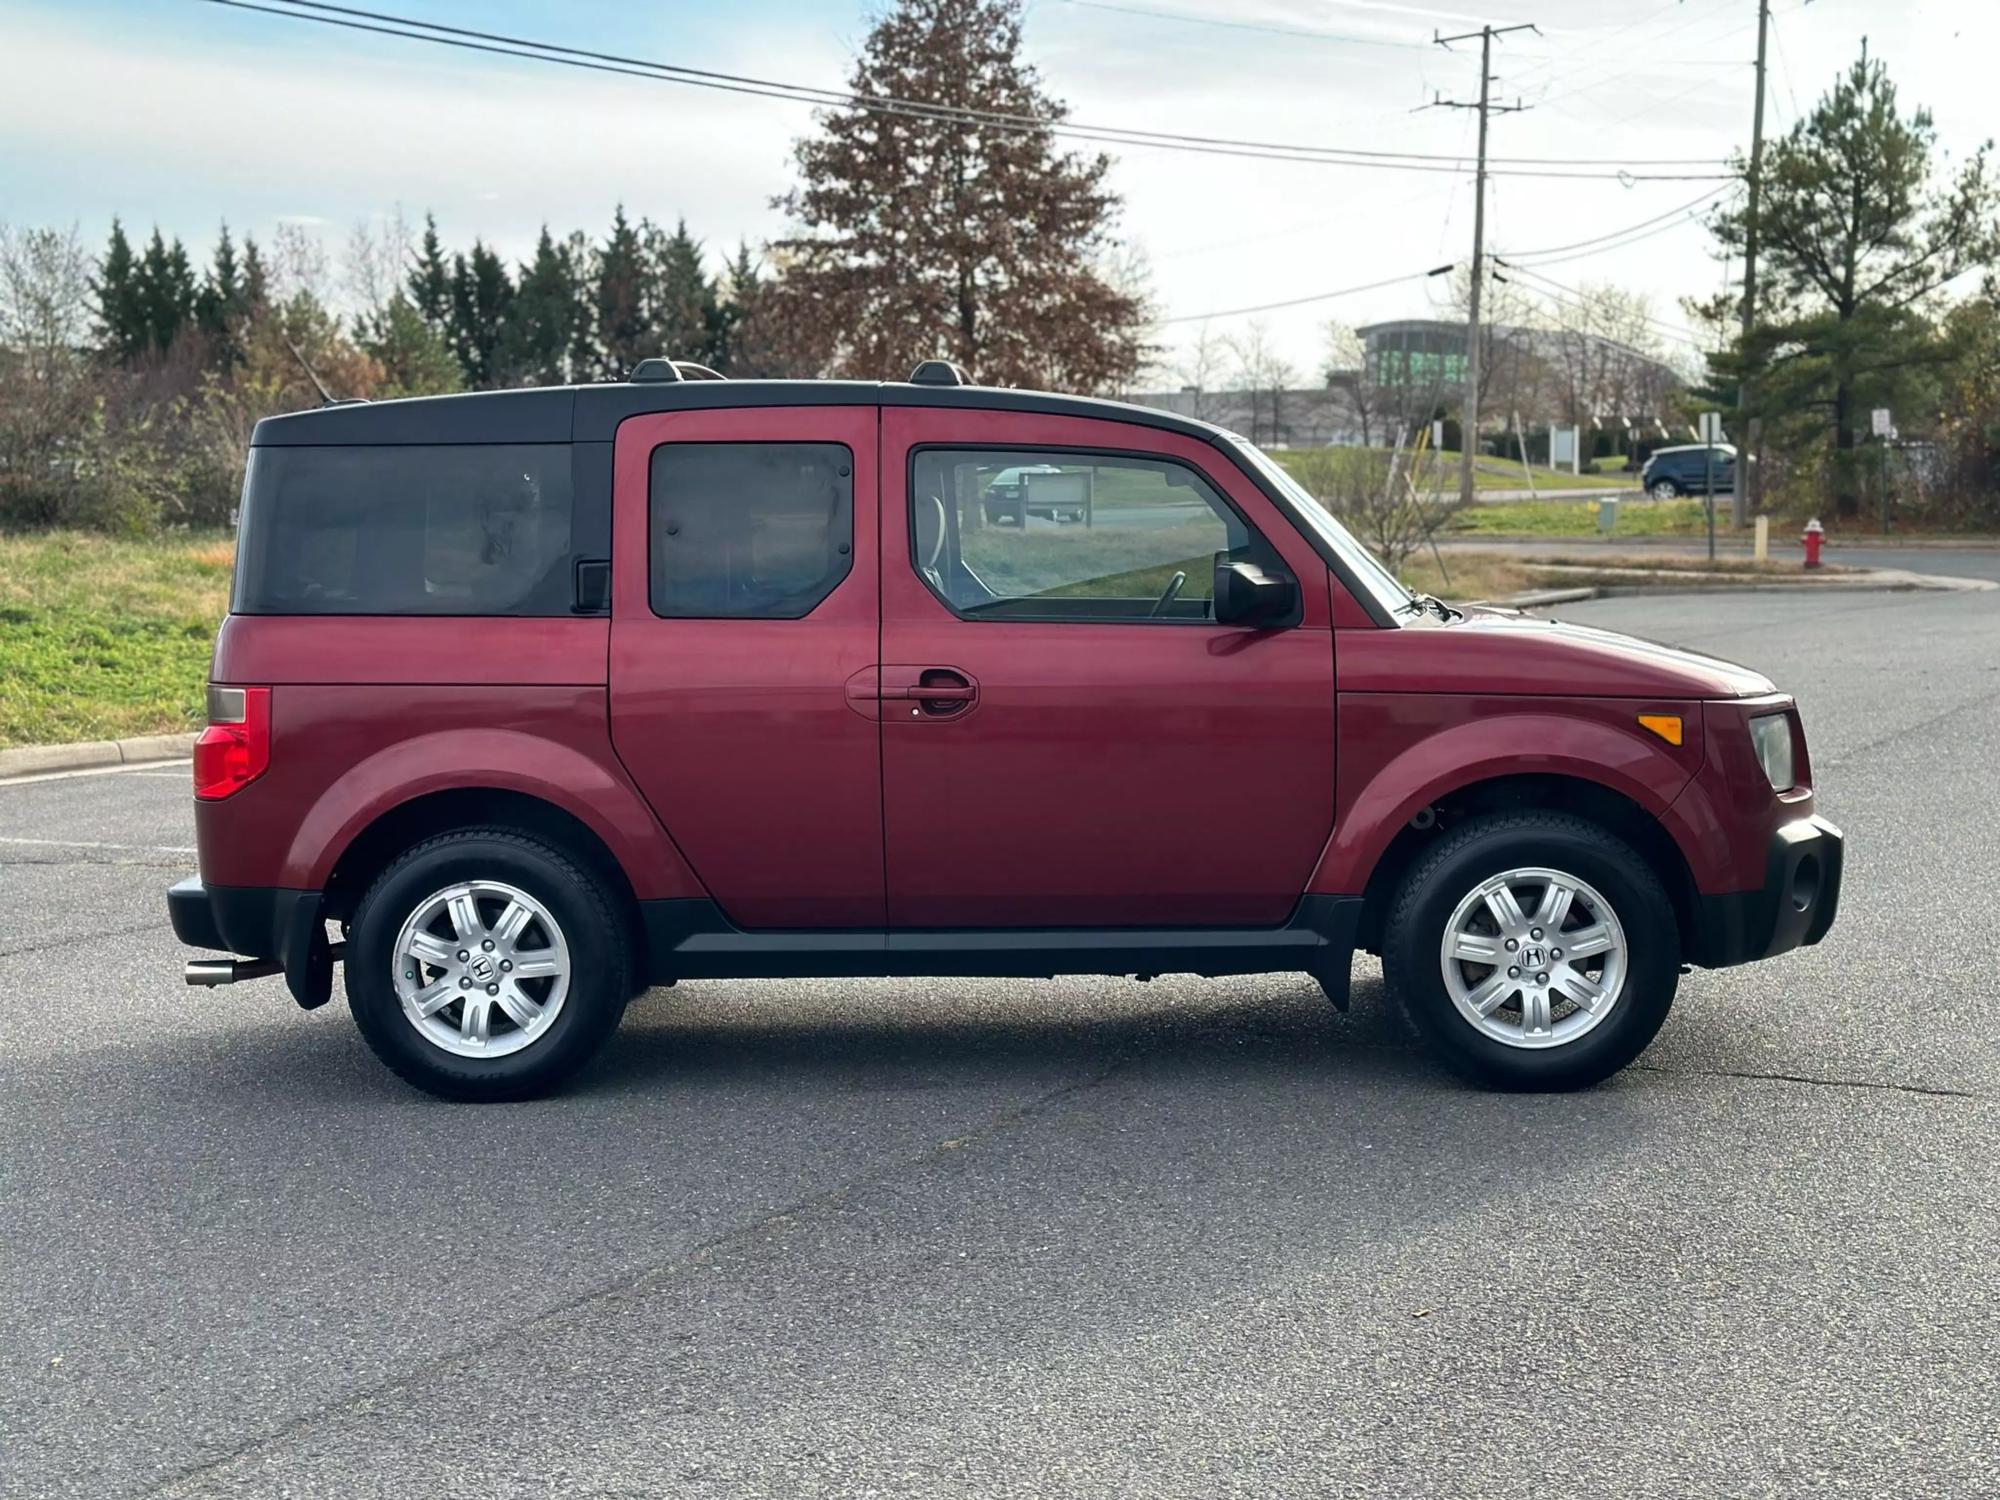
xmin=1500 ymin=185 xmax=1736 ymax=262
xmin=199 ymin=0 xmax=1737 ymax=179
xmin=1500 ymin=262 xmax=1710 ymax=349
xmin=1157 ymin=268 xmax=1451 ymax=325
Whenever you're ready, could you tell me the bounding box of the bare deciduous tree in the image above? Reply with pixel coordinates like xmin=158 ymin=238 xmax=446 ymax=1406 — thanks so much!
xmin=1224 ymin=320 xmax=1295 ymax=445
xmin=0 ymin=223 xmax=99 ymax=524
xmin=343 ymin=207 xmax=419 ymax=320
xmin=1173 ymin=323 xmax=1230 ymax=424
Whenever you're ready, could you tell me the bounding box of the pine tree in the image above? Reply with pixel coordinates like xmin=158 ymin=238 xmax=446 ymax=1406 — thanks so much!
xmin=505 ymin=226 xmax=582 ymax=386
xmin=196 ymin=223 xmax=250 ymax=371
xmin=133 ymin=228 xmax=198 ymax=358
xmin=649 ymin=218 xmax=717 ymax=365
xmin=769 ymin=0 xmax=1145 ymax=390
xmin=1704 ymin=47 xmax=2000 ymax=516
xmin=446 ymin=240 xmax=515 ymax=387
xmin=408 ymin=213 xmax=452 ymax=331
xmin=241 ymin=235 xmax=270 ymax=315
xmin=360 ymin=292 xmax=464 ymax=397
xmin=563 ymin=230 xmax=598 ymax=381
xmin=595 ymin=206 xmax=653 ymax=379
xmin=713 ymin=241 xmax=785 ymax=376
xmin=94 ymin=218 xmax=147 ymax=362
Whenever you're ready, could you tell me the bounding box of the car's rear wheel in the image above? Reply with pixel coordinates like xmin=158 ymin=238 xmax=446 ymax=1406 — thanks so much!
xmin=1382 ymin=811 xmax=1678 ymax=1089
xmin=1648 ymin=478 xmax=1682 ymax=499
xmin=346 ymin=828 xmax=630 ymax=1101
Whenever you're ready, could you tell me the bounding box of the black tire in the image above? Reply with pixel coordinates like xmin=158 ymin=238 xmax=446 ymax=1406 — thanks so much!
xmin=1381 ymin=811 xmax=1679 ymax=1090
xmin=1648 ymin=477 xmax=1682 ymax=499
xmin=346 ymin=827 xmax=631 ymax=1101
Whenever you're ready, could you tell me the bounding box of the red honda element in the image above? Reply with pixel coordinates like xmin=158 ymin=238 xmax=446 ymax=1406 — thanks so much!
xmin=169 ymin=359 xmax=1842 ymax=1100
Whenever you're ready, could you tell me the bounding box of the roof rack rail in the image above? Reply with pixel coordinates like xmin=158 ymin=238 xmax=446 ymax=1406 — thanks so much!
xmin=909 ymin=359 xmax=971 ymax=387
xmin=629 ymin=357 xmax=729 ymax=383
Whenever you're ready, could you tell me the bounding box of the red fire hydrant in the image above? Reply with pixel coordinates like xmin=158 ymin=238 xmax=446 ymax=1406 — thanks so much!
xmin=1802 ymin=517 xmax=1825 ymax=570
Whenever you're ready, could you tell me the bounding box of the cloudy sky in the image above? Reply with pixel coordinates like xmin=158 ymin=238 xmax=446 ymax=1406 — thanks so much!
xmin=4 ymin=0 xmax=1995 ymax=382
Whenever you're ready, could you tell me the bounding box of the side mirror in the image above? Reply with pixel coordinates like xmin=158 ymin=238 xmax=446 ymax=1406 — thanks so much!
xmin=1213 ymin=558 xmax=1297 ymax=626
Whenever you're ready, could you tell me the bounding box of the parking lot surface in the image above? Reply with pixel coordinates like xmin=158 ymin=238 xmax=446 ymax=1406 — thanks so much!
xmin=2 ymin=589 xmax=1995 ymax=1498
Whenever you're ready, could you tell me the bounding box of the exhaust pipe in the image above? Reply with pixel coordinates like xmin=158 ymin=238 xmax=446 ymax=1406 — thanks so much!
xmin=183 ymin=941 xmax=344 ymax=988
xmin=184 ymin=956 xmax=284 ymax=986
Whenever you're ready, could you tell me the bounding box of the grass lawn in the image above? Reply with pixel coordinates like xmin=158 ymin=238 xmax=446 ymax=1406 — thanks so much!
xmin=0 ymin=532 xmax=231 ymax=748
xmin=1447 ymin=497 xmax=1712 ymax=537
xmin=1272 ymin=446 xmax=1637 ymax=495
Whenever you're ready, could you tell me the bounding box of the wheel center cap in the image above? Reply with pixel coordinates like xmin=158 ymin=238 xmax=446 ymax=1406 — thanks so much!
xmin=1519 ymin=944 xmax=1548 ymax=969
xmin=469 ymin=955 xmax=497 ymax=982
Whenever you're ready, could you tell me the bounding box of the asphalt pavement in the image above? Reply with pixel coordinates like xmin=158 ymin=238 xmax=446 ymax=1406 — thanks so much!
xmin=2 ymin=588 xmax=1996 ymax=1498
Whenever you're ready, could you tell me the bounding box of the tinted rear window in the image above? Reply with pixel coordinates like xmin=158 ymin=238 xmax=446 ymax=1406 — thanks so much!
xmin=648 ymin=442 xmax=853 ymax=618
xmin=233 ymin=444 xmax=575 ymax=615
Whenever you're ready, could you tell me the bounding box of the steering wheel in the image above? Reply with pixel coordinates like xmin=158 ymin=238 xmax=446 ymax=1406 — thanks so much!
xmin=1150 ymin=569 xmax=1187 ymax=618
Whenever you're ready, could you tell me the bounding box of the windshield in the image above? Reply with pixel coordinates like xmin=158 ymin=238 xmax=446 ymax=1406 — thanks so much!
xmin=1226 ymin=436 xmax=1414 ymax=618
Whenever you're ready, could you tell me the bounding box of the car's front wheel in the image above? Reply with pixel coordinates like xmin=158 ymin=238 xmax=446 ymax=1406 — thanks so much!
xmin=1648 ymin=478 xmax=1682 ymax=499
xmin=346 ymin=828 xmax=631 ymax=1101
xmin=1382 ymin=811 xmax=1679 ymax=1089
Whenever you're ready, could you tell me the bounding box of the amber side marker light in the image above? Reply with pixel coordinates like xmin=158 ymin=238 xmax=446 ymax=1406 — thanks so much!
xmin=1637 ymin=713 xmax=1684 ymax=746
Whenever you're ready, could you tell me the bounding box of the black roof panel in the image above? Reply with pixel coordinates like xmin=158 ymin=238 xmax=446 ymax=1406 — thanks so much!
xmin=251 ymin=386 xmax=577 ymax=446
xmin=249 ymin=380 xmax=1227 ymax=447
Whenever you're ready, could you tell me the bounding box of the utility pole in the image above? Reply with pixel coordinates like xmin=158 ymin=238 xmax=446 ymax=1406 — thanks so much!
xmin=1434 ymin=22 xmax=1536 ymax=508
xmin=1734 ymin=0 xmax=1772 ymax=527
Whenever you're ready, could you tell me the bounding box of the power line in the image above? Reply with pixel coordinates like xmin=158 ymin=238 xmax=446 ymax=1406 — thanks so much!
xmin=199 ymin=0 xmax=1736 ymax=180
xmin=1158 ymin=267 xmax=1452 ymax=325
xmin=1501 ymin=184 xmax=1737 ymax=264
xmin=1499 ymin=262 xmax=1710 ymax=347
xmin=1504 ymin=0 xmax=1739 ymax=101
xmin=1524 ymin=0 xmax=1754 ymax=118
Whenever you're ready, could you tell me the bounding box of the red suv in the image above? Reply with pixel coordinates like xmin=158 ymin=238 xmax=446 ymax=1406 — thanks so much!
xmin=168 ymin=359 xmax=1841 ymax=1100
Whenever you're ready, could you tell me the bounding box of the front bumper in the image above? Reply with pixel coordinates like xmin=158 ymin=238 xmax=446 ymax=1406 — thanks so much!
xmin=167 ymin=877 xmax=333 ymax=1008
xmin=1687 ymin=814 xmax=1843 ymax=968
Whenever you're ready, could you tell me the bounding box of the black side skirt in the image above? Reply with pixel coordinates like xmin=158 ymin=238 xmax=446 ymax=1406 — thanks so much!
xmin=639 ymin=895 xmax=1362 ymax=1003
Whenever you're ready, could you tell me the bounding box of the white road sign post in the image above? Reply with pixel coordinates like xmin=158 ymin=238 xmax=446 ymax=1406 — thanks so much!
xmin=1698 ymin=411 xmax=1725 ymax=561
xmin=1872 ymin=409 xmax=1894 ymax=534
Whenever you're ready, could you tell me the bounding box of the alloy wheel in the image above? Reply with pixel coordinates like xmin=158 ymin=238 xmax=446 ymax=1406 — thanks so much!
xmin=1438 ymin=866 xmax=1628 ymax=1050
xmin=392 ymin=879 xmax=571 ymax=1058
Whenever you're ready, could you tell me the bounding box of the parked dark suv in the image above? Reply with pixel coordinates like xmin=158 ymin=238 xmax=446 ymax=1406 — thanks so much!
xmin=169 ymin=359 xmax=1842 ymax=1100
xmin=1641 ymin=443 xmax=1736 ymax=499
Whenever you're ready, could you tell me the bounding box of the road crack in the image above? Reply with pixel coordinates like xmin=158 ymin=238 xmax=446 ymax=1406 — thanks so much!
xmin=1632 ymin=1061 xmax=1989 ymax=1102
xmin=143 ymin=1047 xmax=1147 ymax=1497
xmin=0 ymin=917 xmax=172 ymax=959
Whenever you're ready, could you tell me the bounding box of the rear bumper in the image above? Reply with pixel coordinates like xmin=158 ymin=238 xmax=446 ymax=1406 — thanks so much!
xmin=1687 ymin=814 xmax=1843 ymax=968
xmin=167 ymin=877 xmax=333 ymax=1008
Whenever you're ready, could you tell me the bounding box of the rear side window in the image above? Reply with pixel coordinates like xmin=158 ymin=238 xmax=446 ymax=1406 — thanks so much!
xmin=234 ymin=444 xmax=575 ymax=615
xmin=648 ymin=443 xmax=853 ymax=619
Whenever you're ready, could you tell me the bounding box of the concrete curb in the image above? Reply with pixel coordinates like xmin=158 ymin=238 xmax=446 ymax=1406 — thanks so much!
xmin=1491 ymin=567 xmax=1997 ymax=609
xmin=1490 ymin=587 xmax=1601 ymax=608
xmin=0 ymin=732 xmax=196 ymax=781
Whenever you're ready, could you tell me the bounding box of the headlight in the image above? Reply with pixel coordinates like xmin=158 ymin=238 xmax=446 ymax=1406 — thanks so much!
xmin=1750 ymin=712 xmax=1795 ymax=791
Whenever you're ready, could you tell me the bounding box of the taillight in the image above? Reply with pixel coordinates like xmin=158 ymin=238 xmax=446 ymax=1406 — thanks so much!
xmin=194 ymin=685 xmax=270 ymax=800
